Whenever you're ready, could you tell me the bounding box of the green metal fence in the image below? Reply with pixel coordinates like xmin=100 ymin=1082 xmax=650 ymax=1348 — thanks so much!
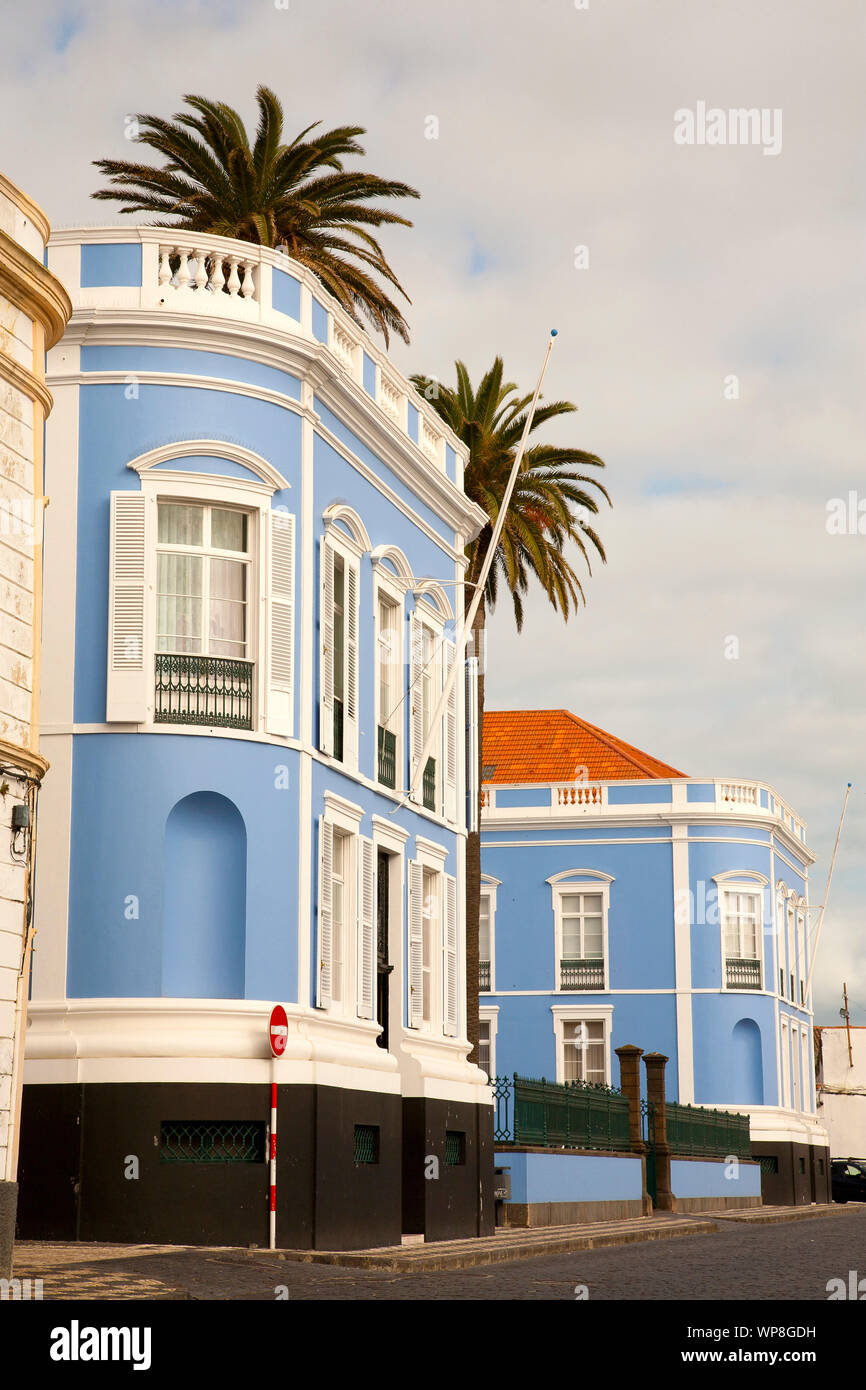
xmin=492 ymin=1075 xmax=752 ymax=1160
xmin=492 ymin=1074 xmax=631 ymax=1152
xmin=664 ymin=1100 xmax=751 ymax=1160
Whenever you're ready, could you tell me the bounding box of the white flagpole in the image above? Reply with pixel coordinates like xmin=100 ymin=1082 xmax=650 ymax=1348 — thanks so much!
xmin=804 ymin=782 xmax=852 ymax=1002
xmin=401 ymin=330 xmax=559 ymax=806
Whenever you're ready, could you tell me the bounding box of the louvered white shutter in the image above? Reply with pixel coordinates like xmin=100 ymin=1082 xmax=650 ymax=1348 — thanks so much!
xmin=443 ymin=638 xmax=457 ymax=821
xmin=357 ymin=835 xmax=375 ymax=1020
xmin=443 ymin=873 xmax=458 ymax=1037
xmin=316 ymin=817 xmax=333 ymax=1008
xmin=343 ymin=557 xmax=359 ymax=767
xmin=107 ymin=491 xmax=149 ymax=723
xmin=266 ymin=510 xmax=294 ymax=736
xmin=409 ymin=614 xmax=424 ymax=801
xmin=319 ymin=539 xmax=335 ymax=755
xmin=408 ymin=859 xmax=424 ymax=1028
xmin=465 ymin=656 xmax=479 ymax=833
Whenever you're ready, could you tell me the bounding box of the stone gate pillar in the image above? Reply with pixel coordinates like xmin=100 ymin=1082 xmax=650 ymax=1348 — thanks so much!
xmin=615 ymin=1044 xmax=652 ymax=1215
xmin=644 ymin=1052 xmax=677 ymax=1213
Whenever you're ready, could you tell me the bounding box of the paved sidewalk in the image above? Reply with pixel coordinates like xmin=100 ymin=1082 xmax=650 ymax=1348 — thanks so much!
xmin=698 ymin=1203 xmax=857 ymax=1225
xmin=250 ymin=1202 xmax=851 ymax=1270
xmin=258 ymin=1213 xmax=714 ymax=1270
xmin=11 ymin=1206 xmax=863 ymax=1299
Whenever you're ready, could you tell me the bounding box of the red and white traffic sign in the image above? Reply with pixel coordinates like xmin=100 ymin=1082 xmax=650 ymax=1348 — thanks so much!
xmin=268 ymin=1004 xmax=288 ymax=1058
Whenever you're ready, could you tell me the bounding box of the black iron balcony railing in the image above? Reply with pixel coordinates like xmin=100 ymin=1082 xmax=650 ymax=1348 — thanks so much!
xmin=378 ymin=726 xmax=396 ymax=788
xmin=154 ymin=653 xmax=253 ymax=730
xmin=479 ymin=959 xmax=491 ymax=991
xmin=726 ymin=956 xmax=762 ymax=990
xmin=423 ymin=756 xmax=436 ymax=811
xmin=333 ymin=697 xmax=344 ymax=762
xmin=559 ymin=958 xmax=605 ymax=990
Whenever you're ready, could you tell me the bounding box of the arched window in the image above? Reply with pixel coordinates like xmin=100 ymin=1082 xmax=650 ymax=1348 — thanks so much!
xmin=163 ymin=792 xmax=247 ymax=998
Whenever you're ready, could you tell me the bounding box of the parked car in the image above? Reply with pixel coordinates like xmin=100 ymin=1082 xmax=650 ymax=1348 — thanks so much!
xmin=831 ymin=1158 xmax=866 ymax=1203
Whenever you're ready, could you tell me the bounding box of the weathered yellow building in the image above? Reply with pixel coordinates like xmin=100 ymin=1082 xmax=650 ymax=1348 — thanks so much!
xmin=0 ymin=172 xmax=70 ymax=1275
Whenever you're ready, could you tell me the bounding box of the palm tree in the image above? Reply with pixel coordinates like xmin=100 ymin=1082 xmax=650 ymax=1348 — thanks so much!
xmin=410 ymin=358 xmax=610 ymax=1064
xmin=92 ymin=86 xmax=420 ymax=344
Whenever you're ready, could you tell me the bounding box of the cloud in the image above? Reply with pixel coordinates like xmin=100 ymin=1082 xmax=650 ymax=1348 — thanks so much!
xmin=2 ymin=0 xmax=863 ymax=1023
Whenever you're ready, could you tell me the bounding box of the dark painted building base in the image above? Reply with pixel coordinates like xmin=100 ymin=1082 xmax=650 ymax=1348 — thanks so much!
xmin=17 ymin=1083 xmax=492 ymax=1250
xmin=402 ymin=1096 xmax=495 ymax=1241
xmin=0 ymin=1180 xmax=17 ymax=1279
xmin=751 ymin=1140 xmax=831 ymax=1206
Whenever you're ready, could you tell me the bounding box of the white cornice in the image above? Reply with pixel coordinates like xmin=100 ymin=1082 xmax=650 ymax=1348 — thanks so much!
xmin=322 ymin=503 xmax=371 ymax=554
xmin=127 ymin=438 xmax=289 ymax=492
xmin=47 ymin=366 xmax=470 ymax=563
xmin=482 ymin=810 xmax=813 ymax=863
xmin=323 ymin=790 xmax=365 ymax=824
xmin=547 ymin=868 xmax=615 ymax=885
xmin=53 ymin=307 xmax=484 ymax=539
xmin=415 ymin=834 xmax=449 ymax=863
xmin=371 ymin=544 xmax=414 ymax=582
xmin=413 ymin=580 xmax=453 ymax=620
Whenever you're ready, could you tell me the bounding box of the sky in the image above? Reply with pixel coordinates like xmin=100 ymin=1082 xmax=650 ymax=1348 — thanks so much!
xmin=2 ymin=0 xmax=864 ymax=1024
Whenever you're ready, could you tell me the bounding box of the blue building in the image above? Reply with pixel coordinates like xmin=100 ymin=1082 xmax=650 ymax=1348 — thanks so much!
xmin=20 ymin=227 xmax=493 ymax=1249
xmin=479 ymin=710 xmax=830 ymax=1206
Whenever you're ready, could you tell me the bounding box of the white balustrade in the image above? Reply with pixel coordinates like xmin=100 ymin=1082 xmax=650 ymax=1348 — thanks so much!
xmin=331 ymin=321 xmax=359 ymax=372
xmin=420 ymin=416 xmax=443 ymax=465
xmin=68 ymin=228 xmax=467 ymax=476
xmin=156 ymin=244 xmax=258 ymax=303
xmin=719 ymin=782 xmax=758 ymax=807
xmin=379 ymin=373 xmax=403 ymax=424
xmin=555 ymin=784 xmax=605 ymax=808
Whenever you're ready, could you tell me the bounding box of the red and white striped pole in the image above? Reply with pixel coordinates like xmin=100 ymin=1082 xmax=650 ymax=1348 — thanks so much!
xmin=269 ymin=1079 xmax=277 ymax=1250
xmin=267 ymin=1005 xmax=287 ymax=1250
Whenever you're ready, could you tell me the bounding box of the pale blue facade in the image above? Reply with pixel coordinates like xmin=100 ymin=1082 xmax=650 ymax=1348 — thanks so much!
xmin=23 ymin=229 xmax=492 ymax=1249
xmin=479 ymin=773 xmax=821 ymax=1145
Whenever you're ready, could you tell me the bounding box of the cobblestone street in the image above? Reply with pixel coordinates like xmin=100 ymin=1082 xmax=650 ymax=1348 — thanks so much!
xmin=12 ymin=1209 xmax=866 ymax=1301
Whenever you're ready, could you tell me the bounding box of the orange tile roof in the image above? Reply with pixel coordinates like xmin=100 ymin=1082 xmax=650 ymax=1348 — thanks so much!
xmin=482 ymin=709 xmax=687 ymax=784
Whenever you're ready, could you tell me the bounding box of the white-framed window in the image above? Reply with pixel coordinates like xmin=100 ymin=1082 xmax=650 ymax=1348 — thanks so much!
xmin=722 ymin=889 xmax=762 ymax=990
xmin=792 ymin=1021 xmax=802 ymax=1111
xmin=479 ymin=874 xmax=499 ymax=992
xmin=800 ymin=1025 xmax=812 ymax=1111
xmin=776 ymin=883 xmax=786 ymax=999
xmin=548 ymin=870 xmax=612 ymax=992
xmin=714 ymin=872 xmax=768 ymax=992
xmin=107 ymin=472 xmax=294 ymax=735
xmin=478 ymin=1006 xmax=499 ymax=1080
xmin=319 ymin=520 xmax=362 ymax=769
xmin=316 ymin=793 xmax=375 ymax=1021
xmin=552 ymin=1004 xmax=613 ymax=1086
xmin=786 ymin=898 xmax=796 ymax=1002
xmin=375 ymin=581 xmax=403 ymax=791
xmin=409 ymin=595 xmax=457 ymax=822
xmin=796 ymin=902 xmax=806 ymax=1006
xmin=156 ymin=501 xmax=251 ymax=658
xmin=408 ymin=838 xmax=457 ymax=1035
xmin=780 ymin=1015 xmax=791 ymax=1108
